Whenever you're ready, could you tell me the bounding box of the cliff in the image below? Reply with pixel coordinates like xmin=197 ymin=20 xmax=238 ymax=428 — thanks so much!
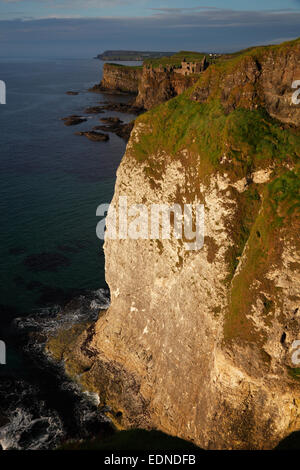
xmin=134 ymin=52 xmax=209 ymax=110
xmin=191 ymin=41 xmax=300 ymax=126
xmin=134 ymin=65 xmax=201 ymax=110
xmin=48 ymin=38 xmax=300 ymax=449
xmin=92 ymin=51 xmax=208 ymax=109
xmin=91 ymin=63 xmax=142 ymax=94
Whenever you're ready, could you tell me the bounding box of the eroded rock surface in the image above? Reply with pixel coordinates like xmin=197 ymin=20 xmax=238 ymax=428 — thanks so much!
xmin=135 ymin=65 xmax=200 ymax=110
xmin=192 ymin=41 xmax=300 ymax=127
xmin=91 ymin=63 xmax=142 ymax=94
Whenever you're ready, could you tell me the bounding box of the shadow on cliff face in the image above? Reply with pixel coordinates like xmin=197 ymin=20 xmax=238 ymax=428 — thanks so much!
xmin=59 ymin=429 xmax=203 ymax=451
xmin=275 ymin=431 xmax=300 ymax=450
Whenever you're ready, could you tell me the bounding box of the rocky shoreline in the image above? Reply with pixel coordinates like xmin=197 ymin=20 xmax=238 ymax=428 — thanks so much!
xmin=63 ymin=92 xmax=143 ymax=143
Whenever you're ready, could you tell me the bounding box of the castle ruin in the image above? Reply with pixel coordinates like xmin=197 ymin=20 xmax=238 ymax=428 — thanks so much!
xmin=177 ymin=56 xmax=209 ymax=76
xmin=145 ymin=56 xmax=209 ymax=76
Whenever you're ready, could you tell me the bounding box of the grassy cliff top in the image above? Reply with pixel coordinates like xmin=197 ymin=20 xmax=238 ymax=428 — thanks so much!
xmin=144 ymin=38 xmax=300 ymax=69
xmin=144 ymin=51 xmax=208 ymax=68
xmin=224 ymin=36 xmax=300 ymax=58
xmin=130 ymin=35 xmax=300 ymax=223
xmin=105 ymin=63 xmax=143 ymax=70
xmin=207 ymin=37 xmax=300 ymax=72
xmin=106 ymin=38 xmax=300 ymax=71
xmin=132 ymin=93 xmax=300 ymax=177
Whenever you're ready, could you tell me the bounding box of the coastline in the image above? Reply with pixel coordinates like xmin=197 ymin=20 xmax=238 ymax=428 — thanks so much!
xmin=45 ymin=40 xmax=300 ymax=450
xmin=2 ymin=38 xmax=300 ymax=451
xmin=0 ymin=58 xmax=140 ymax=450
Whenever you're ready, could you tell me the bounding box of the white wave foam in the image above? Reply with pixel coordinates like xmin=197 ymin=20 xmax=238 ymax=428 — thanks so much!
xmin=2 ymin=288 xmax=111 ymax=450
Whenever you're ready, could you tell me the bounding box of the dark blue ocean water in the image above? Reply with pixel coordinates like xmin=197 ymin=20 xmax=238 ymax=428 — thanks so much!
xmin=0 ymin=58 xmax=138 ymax=318
xmin=0 ymin=58 xmax=139 ymax=449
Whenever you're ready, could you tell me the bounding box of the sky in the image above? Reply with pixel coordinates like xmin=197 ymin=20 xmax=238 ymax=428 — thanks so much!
xmin=0 ymin=0 xmax=300 ymax=57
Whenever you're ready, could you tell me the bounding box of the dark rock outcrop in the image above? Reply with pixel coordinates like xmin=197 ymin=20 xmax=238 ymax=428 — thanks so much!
xmin=84 ymin=106 xmax=105 ymax=114
xmin=62 ymin=115 xmax=87 ymax=126
xmin=134 ymin=65 xmax=200 ymax=110
xmin=100 ymin=117 xmax=122 ymax=124
xmin=91 ymin=61 xmax=202 ymax=111
xmin=93 ymin=117 xmax=135 ymax=142
xmin=75 ymin=131 xmax=109 ymax=142
xmin=91 ymin=63 xmax=142 ymax=94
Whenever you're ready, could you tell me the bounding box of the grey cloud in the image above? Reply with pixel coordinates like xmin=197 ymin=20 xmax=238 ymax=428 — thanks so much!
xmin=149 ymin=6 xmax=219 ymax=13
xmin=0 ymin=8 xmax=299 ymax=57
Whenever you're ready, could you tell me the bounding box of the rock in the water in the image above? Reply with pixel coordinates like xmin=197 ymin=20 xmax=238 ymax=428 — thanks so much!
xmin=115 ymin=121 xmax=134 ymax=141
xmin=93 ymin=120 xmax=134 ymax=142
xmin=75 ymin=131 xmax=109 ymax=142
xmin=84 ymin=106 xmax=105 ymax=114
xmin=90 ymin=63 xmax=142 ymax=94
xmin=62 ymin=115 xmax=87 ymax=126
xmin=100 ymin=117 xmax=123 ymax=124
xmin=101 ymin=102 xmax=143 ymax=115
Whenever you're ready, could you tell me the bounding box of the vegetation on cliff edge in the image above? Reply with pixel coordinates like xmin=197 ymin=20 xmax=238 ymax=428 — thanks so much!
xmin=129 ymin=40 xmax=300 ymax=350
xmin=144 ymin=50 xmax=208 ymax=68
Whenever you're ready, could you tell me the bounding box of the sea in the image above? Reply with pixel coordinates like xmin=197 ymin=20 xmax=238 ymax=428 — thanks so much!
xmin=0 ymin=57 xmax=141 ymax=450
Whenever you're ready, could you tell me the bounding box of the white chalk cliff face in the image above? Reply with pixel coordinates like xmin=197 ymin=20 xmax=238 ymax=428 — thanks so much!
xmin=49 ymin=39 xmax=300 ymax=449
xmin=89 ymin=120 xmax=300 ymax=449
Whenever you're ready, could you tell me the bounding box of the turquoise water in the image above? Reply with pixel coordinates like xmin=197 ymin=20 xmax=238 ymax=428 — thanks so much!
xmin=0 ymin=58 xmax=137 ymax=318
xmin=0 ymin=58 xmax=140 ymax=449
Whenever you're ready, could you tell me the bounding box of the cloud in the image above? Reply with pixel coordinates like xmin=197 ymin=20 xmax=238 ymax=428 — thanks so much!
xmin=0 ymin=7 xmax=299 ymax=57
xmin=0 ymin=0 xmax=132 ymax=5
xmin=149 ymin=6 xmax=219 ymax=13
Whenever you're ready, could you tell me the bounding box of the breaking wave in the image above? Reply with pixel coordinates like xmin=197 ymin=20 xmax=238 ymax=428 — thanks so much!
xmin=0 ymin=288 xmax=111 ymax=450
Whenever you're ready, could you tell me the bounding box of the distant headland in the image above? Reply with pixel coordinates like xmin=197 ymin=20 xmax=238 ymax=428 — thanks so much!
xmin=95 ymin=50 xmax=174 ymax=61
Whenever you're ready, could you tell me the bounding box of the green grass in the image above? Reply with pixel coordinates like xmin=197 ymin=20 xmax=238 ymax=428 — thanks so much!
xmin=190 ymin=37 xmax=300 ymax=104
xmin=144 ymin=50 xmax=208 ymax=68
xmin=105 ymin=63 xmax=143 ymax=70
xmin=131 ymin=85 xmax=299 ymax=349
xmin=288 ymin=367 xmax=300 ymax=380
xmin=128 ymin=38 xmax=300 ymax=348
xmin=224 ymin=165 xmax=300 ymax=345
xmin=205 ymin=37 xmax=300 ymax=71
xmin=268 ymin=167 xmax=300 ymax=219
xmin=132 ymin=92 xmax=300 ymax=184
xmin=143 ymin=38 xmax=300 ymax=73
xmin=223 ymin=36 xmax=300 ymax=60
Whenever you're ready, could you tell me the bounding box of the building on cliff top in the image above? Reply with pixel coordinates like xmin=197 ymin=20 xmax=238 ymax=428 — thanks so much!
xmin=177 ymin=56 xmax=209 ymax=76
xmin=146 ymin=56 xmax=209 ymax=76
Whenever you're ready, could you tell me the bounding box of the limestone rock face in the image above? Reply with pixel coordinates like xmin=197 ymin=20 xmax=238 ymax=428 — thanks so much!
xmin=90 ymin=151 xmax=300 ymax=448
xmin=63 ymin=39 xmax=300 ymax=449
xmin=92 ymin=63 xmax=202 ymax=110
xmin=92 ymin=63 xmax=142 ymax=94
xmin=135 ymin=66 xmax=199 ymax=110
xmin=192 ymin=42 xmax=300 ymax=126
